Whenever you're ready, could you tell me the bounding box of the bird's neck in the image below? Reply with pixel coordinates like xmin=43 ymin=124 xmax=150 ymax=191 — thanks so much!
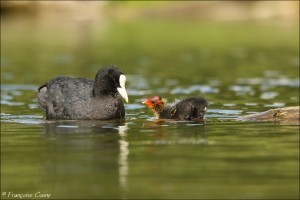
xmin=92 ymin=81 xmax=116 ymax=97
xmin=153 ymin=102 xmax=167 ymax=114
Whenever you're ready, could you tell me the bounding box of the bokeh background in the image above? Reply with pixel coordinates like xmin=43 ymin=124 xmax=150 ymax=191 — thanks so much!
xmin=1 ymin=1 xmax=299 ymax=109
xmin=1 ymin=1 xmax=299 ymax=82
xmin=1 ymin=1 xmax=299 ymax=199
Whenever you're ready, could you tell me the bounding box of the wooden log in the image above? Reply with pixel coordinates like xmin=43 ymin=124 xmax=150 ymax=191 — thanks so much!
xmin=238 ymin=106 xmax=299 ymax=124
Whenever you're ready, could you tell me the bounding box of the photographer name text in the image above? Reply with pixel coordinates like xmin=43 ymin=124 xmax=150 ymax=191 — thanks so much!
xmin=2 ymin=191 xmax=51 ymax=199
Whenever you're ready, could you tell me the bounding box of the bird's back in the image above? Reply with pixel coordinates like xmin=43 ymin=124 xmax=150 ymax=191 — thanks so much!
xmin=172 ymin=97 xmax=208 ymax=120
xmin=38 ymin=76 xmax=94 ymax=119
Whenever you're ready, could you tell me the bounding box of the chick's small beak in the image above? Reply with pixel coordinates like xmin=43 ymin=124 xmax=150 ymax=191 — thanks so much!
xmin=142 ymin=99 xmax=154 ymax=109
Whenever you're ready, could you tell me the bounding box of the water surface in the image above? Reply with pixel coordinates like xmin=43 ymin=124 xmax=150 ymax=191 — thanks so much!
xmin=1 ymin=18 xmax=299 ymax=199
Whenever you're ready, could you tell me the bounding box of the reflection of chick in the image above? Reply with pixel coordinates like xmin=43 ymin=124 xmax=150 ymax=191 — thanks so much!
xmin=143 ymin=96 xmax=208 ymax=121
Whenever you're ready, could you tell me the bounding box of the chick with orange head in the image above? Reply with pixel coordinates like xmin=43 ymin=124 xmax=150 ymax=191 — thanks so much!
xmin=143 ymin=95 xmax=208 ymax=121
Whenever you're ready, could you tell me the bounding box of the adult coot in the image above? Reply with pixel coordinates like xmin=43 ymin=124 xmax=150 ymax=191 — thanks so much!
xmin=143 ymin=96 xmax=207 ymax=121
xmin=37 ymin=65 xmax=128 ymax=120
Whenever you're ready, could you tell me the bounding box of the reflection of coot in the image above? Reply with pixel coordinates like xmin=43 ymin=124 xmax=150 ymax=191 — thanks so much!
xmin=40 ymin=120 xmax=128 ymax=198
xmin=37 ymin=66 xmax=128 ymax=120
xmin=143 ymin=96 xmax=208 ymax=121
xmin=42 ymin=120 xmax=127 ymax=135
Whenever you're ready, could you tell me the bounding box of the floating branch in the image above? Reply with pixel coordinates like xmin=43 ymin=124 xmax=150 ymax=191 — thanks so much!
xmin=238 ymin=106 xmax=299 ymax=123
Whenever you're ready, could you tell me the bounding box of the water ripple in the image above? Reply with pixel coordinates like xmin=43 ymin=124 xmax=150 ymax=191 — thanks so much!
xmin=260 ymin=92 xmax=278 ymax=99
xmin=171 ymin=85 xmax=219 ymax=94
xmin=1 ymin=84 xmax=37 ymax=91
xmin=1 ymin=100 xmax=24 ymax=106
xmin=132 ymin=138 xmax=215 ymax=146
xmin=237 ymin=77 xmax=299 ymax=88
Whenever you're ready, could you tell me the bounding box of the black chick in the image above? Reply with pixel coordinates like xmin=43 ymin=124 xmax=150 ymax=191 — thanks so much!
xmin=143 ymin=96 xmax=207 ymax=121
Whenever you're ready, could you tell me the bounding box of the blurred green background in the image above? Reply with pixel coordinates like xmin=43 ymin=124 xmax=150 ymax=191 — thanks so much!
xmin=1 ymin=1 xmax=299 ymax=83
xmin=1 ymin=1 xmax=299 ymax=199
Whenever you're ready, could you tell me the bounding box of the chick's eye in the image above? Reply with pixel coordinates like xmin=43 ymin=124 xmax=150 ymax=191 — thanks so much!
xmin=151 ymin=96 xmax=162 ymax=103
xmin=150 ymin=96 xmax=154 ymax=101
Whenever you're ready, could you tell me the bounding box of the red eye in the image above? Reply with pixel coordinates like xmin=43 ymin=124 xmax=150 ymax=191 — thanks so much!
xmin=151 ymin=97 xmax=156 ymax=103
xmin=151 ymin=96 xmax=161 ymax=103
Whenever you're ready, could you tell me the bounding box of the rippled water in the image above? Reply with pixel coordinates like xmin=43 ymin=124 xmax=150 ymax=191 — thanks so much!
xmin=1 ymin=18 xmax=299 ymax=199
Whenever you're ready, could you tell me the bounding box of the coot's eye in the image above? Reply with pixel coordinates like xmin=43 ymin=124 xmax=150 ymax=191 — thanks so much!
xmin=112 ymin=77 xmax=119 ymax=87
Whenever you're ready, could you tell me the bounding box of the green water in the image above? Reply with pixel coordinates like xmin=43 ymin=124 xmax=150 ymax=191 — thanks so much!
xmin=1 ymin=16 xmax=299 ymax=199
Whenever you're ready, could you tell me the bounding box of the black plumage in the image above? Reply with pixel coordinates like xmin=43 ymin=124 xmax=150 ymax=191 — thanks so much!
xmin=143 ymin=96 xmax=208 ymax=121
xmin=37 ymin=65 xmax=128 ymax=120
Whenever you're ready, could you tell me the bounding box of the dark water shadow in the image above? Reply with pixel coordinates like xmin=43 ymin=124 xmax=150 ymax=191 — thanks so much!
xmin=40 ymin=119 xmax=127 ymax=135
xmin=35 ymin=119 xmax=130 ymax=198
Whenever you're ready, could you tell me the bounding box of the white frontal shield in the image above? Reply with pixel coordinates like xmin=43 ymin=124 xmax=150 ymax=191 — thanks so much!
xmin=117 ymin=74 xmax=128 ymax=103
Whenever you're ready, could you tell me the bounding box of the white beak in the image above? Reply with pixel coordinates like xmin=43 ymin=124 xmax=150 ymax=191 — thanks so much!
xmin=117 ymin=74 xmax=128 ymax=103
